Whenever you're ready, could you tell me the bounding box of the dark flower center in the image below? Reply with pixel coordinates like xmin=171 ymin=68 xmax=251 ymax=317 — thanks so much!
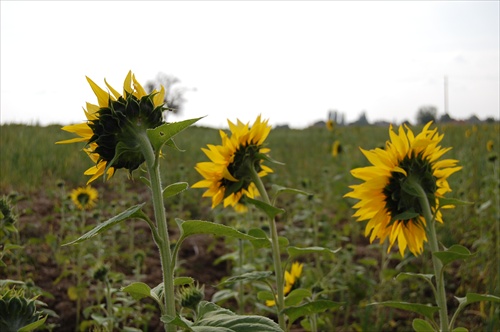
xmin=88 ymin=93 xmax=164 ymax=172
xmin=221 ymin=143 xmax=264 ymax=198
xmin=383 ymin=152 xmax=437 ymax=225
xmin=76 ymin=193 xmax=90 ymax=206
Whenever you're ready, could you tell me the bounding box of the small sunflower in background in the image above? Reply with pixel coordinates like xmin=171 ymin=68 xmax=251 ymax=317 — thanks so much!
xmin=266 ymin=262 xmax=303 ymax=307
xmin=326 ymin=119 xmax=334 ymax=132
xmin=57 ymin=71 xmax=166 ymax=183
xmin=344 ymin=122 xmax=461 ymax=256
xmin=486 ymin=139 xmax=494 ymax=152
xmin=70 ymin=185 xmax=98 ymax=210
xmin=331 ymin=140 xmax=342 ymax=157
xmin=192 ymin=115 xmax=273 ymax=211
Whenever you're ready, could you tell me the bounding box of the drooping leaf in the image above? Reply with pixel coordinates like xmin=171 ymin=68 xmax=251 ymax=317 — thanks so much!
xmin=287 ymin=246 xmax=341 ymax=259
xmin=147 ymin=117 xmax=203 ymax=152
xmin=177 ymin=219 xmax=270 ymax=248
xmin=412 ymin=318 xmax=436 ymax=332
xmin=368 ymin=301 xmax=439 ymax=321
xmin=272 ymin=185 xmax=312 ymax=201
xmin=282 ymin=300 xmax=343 ymax=324
xmin=217 ymin=271 xmax=273 ymax=287
xmin=437 ymin=197 xmax=473 ymax=208
xmin=62 ymin=203 xmax=146 ymax=246
xmin=245 ymin=197 xmax=285 ymax=220
xmin=456 ymin=293 xmax=500 ymax=306
xmin=433 ymin=245 xmax=473 ymax=266
xmin=163 ymin=182 xmax=189 ymax=199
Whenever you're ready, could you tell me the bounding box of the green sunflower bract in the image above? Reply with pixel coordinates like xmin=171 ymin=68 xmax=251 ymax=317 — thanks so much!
xmin=344 ymin=122 xmax=462 ymax=256
xmin=57 ymin=71 xmax=166 ymax=183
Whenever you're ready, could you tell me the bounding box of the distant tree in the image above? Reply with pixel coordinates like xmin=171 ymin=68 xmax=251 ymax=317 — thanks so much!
xmin=351 ymin=112 xmax=369 ymax=126
xmin=416 ymin=105 xmax=437 ymax=124
xmin=145 ymin=72 xmax=193 ymax=119
xmin=439 ymin=113 xmax=454 ymax=123
xmin=466 ymin=114 xmax=481 ymax=124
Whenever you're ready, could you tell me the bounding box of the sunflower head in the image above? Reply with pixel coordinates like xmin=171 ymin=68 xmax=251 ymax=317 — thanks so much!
xmin=344 ymin=122 xmax=462 ymax=256
xmin=332 ymin=140 xmax=342 ymax=157
xmin=192 ymin=115 xmax=273 ymax=210
xmin=57 ymin=71 xmax=166 ymax=183
xmin=70 ymin=185 xmax=98 ymax=210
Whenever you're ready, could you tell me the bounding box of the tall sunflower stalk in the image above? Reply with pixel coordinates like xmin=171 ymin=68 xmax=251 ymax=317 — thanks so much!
xmin=192 ymin=116 xmax=289 ymax=328
xmin=345 ymin=122 xmax=462 ymax=331
xmin=57 ymin=72 xmax=284 ymax=332
xmin=57 ymin=71 xmax=198 ymax=331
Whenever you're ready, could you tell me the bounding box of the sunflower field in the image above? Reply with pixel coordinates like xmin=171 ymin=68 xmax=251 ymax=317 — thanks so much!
xmin=1 ymin=93 xmax=499 ymax=331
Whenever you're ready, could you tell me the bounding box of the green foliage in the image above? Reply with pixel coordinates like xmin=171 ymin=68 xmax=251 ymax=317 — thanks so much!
xmin=1 ymin=122 xmax=499 ymax=331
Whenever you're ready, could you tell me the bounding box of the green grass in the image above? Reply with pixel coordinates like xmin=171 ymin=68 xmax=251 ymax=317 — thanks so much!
xmin=1 ymin=122 xmax=498 ymax=331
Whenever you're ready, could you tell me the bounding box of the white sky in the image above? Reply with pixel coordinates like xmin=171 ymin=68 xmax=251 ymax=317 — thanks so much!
xmin=1 ymin=1 xmax=499 ymax=129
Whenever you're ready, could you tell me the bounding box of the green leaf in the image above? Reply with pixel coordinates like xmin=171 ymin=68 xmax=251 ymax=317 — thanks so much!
xmin=178 ymin=219 xmax=270 ymax=248
xmin=437 ymin=197 xmax=473 ymax=208
xmin=248 ymin=228 xmax=269 ymax=240
xmin=282 ymin=300 xmax=342 ymax=324
xmin=217 ymin=271 xmax=273 ymax=287
xmin=433 ymin=245 xmax=473 ymax=266
xmin=3 ymin=243 xmax=23 ymax=251
xmin=192 ymin=301 xmax=283 ymax=332
xmin=62 ymin=203 xmax=146 ymax=246
xmin=121 ymin=282 xmax=152 ymax=300
xmin=368 ymin=301 xmax=439 ymax=321
xmin=458 ymin=293 xmax=500 ymax=305
xmin=396 ymin=272 xmax=434 ymax=283
xmin=161 ymin=315 xmax=193 ymax=330
xmin=257 ymin=291 xmax=275 ymax=301
xmin=163 ymin=182 xmax=189 ymax=199
xmin=412 ymin=318 xmax=436 ymax=332
xmin=18 ymin=315 xmax=47 ymax=332
xmin=245 ymin=197 xmax=285 ymax=220
xmin=452 ymin=328 xmax=468 ymax=332
xmin=272 ymin=185 xmax=312 ymax=200
xmin=147 ymin=117 xmax=203 ymax=152
xmin=175 ymin=277 xmax=195 ymax=286
xmin=284 ymin=288 xmax=311 ymax=306
xmin=287 ymin=246 xmax=341 ymax=259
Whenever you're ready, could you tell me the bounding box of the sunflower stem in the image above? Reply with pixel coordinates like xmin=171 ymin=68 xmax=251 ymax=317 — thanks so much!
xmin=250 ymin=166 xmax=287 ymax=331
xmin=137 ymin=132 xmax=176 ymax=332
xmin=414 ymin=182 xmax=449 ymax=332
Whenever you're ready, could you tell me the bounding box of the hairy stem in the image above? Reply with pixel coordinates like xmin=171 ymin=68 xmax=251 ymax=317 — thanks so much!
xmin=414 ymin=182 xmax=449 ymax=332
xmin=138 ymin=132 xmax=176 ymax=332
xmin=250 ymin=167 xmax=286 ymax=330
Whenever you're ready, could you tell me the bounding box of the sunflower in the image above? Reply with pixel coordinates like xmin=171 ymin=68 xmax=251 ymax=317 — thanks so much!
xmin=192 ymin=115 xmax=273 ymax=211
xmin=70 ymin=185 xmax=98 ymax=210
xmin=332 ymin=140 xmax=342 ymax=157
xmin=486 ymin=139 xmax=494 ymax=152
xmin=344 ymin=122 xmax=462 ymax=256
xmin=326 ymin=119 xmax=334 ymax=131
xmin=266 ymin=261 xmax=303 ymax=307
xmin=57 ymin=71 xmax=166 ymax=183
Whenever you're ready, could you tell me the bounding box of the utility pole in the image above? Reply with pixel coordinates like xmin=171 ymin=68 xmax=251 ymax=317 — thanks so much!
xmin=444 ymin=76 xmax=449 ymax=115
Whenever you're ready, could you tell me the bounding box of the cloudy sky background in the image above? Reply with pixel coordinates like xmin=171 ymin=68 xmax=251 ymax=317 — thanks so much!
xmin=1 ymin=1 xmax=499 ymax=129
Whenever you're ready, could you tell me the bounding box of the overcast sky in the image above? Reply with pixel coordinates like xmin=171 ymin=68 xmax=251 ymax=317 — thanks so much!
xmin=1 ymin=1 xmax=499 ymax=129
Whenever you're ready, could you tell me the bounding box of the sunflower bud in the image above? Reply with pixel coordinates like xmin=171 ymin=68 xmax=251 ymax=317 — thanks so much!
xmin=0 ymin=288 xmax=44 ymax=331
xmin=178 ymin=283 xmax=204 ymax=310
